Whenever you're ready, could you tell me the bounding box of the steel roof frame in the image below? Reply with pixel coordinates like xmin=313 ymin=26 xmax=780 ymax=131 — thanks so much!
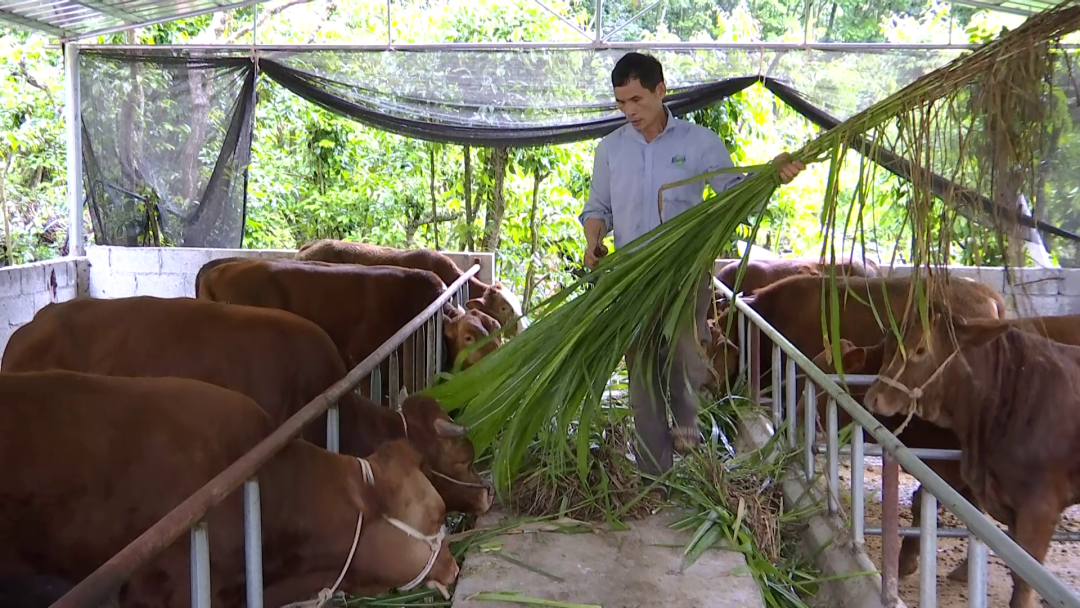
xmin=0 ymin=0 xmax=1054 ymax=45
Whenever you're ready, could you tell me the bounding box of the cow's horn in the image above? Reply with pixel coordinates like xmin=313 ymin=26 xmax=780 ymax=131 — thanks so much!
xmin=434 ymin=418 xmax=468 ymax=438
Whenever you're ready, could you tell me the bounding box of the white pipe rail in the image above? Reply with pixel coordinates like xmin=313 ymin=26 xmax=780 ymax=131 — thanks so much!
xmin=713 ymin=276 xmax=1080 ymax=608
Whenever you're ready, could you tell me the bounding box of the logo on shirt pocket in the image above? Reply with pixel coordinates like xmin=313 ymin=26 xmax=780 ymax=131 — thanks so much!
xmin=671 ymin=154 xmax=686 ymax=166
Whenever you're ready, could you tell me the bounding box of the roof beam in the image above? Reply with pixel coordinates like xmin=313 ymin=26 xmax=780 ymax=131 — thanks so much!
xmin=0 ymin=5 xmax=69 ymax=35
xmin=945 ymin=0 xmax=1036 ymax=16
xmin=62 ymin=0 xmax=268 ymax=40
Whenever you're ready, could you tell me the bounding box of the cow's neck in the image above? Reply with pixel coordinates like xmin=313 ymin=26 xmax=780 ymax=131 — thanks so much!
xmin=258 ymin=445 xmax=375 ymax=602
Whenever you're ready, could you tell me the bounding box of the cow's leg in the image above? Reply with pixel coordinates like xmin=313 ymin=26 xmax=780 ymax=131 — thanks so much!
xmin=1008 ymin=499 xmax=1058 ymax=608
xmin=671 ymin=273 xmax=712 ymax=454
xmin=899 ymin=483 xmax=924 ymax=577
xmin=625 ymin=342 xmax=673 ymax=479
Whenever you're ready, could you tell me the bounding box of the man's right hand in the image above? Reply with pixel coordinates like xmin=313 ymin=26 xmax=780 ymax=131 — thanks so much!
xmin=584 ymin=242 xmax=608 ymax=269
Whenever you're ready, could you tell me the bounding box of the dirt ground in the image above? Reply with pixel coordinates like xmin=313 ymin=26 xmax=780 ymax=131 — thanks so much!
xmin=825 ymin=454 xmax=1080 ymax=607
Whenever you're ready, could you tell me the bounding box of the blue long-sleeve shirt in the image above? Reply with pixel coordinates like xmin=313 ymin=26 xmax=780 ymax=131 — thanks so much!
xmin=579 ymin=106 xmax=746 ymax=250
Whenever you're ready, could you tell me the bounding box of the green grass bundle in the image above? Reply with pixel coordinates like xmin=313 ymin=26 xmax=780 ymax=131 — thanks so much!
xmin=423 ymin=0 xmax=1080 ymax=494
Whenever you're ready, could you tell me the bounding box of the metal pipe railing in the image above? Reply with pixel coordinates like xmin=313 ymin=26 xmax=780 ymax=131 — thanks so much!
xmin=51 ymin=264 xmax=480 ymax=608
xmin=713 ymin=276 xmax=1080 ymax=608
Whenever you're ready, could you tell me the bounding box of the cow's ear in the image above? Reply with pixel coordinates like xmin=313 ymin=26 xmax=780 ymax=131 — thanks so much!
xmin=465 ymin=298 xmax=484 ymax=311
xmin=954 ymin=318 xmax=1009 ymax=348
xmin=840 ymin=345 xmax=867 ymax=372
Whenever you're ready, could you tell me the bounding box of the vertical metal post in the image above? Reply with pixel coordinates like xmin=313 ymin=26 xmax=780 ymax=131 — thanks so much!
xmin=920 ymin=491 xmax=938 ymax=608
xmin=425 ymin=317 xmax=437 ymax=385
xmin=244 ymin=479 xmax=263 ymax=608
xmin=594 ymin=0 xmax=603 ymax=42
xmin=826 ymin=397 xmax=839 ymax=514
xmin=370 ymin=368 xmax=382 ymax=405
xmin=389 ymin=351 xmax=400 ymax=404
xmin=802 ymin=0 xmax=813 ymax=45
xmin=771 ymin=345 xmax=782 ymax=428
xmin=785 ymin=358 xmax=796 ymax=449
xmin=190 ymin=521 xmax=211 ymax=608
xmin=64 ymin=42 xmax=84 ymax=257
xmin=738 ymin=313 xmax=747 ymax=375
xmin=851 ymin=424 xmax=864 ymax=544
xmin=967 ymin=539 xmax=988 ymax=608
xmin=435 ymin=313 xmax=444 ymax=374
xmin=387 ymin=0 xmax=392 ymax=44
xmin=326 ymin=404 xmax=339 ymax=453
xmin=749 ymin=325 xmax=761 ymax=405
xmin=881 ymin=452 xmax=900 ymax=606
xmin=804 ymin=382 xmax=816 ymax=478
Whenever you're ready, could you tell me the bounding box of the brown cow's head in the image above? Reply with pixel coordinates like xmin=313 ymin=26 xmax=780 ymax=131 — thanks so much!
xmin=352 ymin=439 xmax=459 ymax=598
xmin=401 ymin=392 xmax=494 ymax=515
xmin=479 ymin=282 xmax=527 ymax=338
xmin=864 ymin=313 xmax=1006 ymax=426
xmin=795 ymin=339 xmax=882 ymax=417
xmin=443 ymin=307 xmax=500 ymax=369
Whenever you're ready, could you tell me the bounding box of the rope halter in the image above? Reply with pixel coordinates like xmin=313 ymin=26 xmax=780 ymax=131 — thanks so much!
xmin=282 ymin=456 xmax=448 ymax=607
xmin=404 ymin=410 xmax=489 ymax=491
xmin=875 ymin=347 xmax=959 ymax=436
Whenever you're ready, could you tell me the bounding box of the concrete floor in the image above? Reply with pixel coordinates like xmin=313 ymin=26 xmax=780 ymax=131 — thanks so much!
xmin=451 ymin=508 xmax=765 ymax=608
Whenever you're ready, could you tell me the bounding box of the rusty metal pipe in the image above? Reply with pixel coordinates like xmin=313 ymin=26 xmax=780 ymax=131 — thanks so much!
xmin=50 ymin=265 xmax=480 ymax=608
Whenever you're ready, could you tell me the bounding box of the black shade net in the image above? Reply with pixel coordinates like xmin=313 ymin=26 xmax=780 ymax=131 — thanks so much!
xmin=81 ymin=49 xmax=255 ymax=248
xmin=78 ymin=46 xmax=1080 ymax=259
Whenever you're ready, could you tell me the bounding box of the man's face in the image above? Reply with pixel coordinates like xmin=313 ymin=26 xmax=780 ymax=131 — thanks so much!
xmin=614 ymin=77 xmax=666 ymax=132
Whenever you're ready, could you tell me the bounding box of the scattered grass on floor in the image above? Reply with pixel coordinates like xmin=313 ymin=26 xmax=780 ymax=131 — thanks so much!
xmin=346 ymin=375 xmax=821 ymax=608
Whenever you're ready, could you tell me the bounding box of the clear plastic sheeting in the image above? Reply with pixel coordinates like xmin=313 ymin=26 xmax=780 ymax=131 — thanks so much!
xmin=259 ymin=47 xmax=967 ymax=142
xmin=81 ymin=50 xmax=255 ymax=248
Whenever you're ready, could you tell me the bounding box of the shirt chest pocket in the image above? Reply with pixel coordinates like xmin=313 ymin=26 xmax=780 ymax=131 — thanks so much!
xmin=656 ymin=158 xmax=702 ymax=218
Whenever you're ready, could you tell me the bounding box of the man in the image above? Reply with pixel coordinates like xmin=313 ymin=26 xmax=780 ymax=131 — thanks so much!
xmin=579 ymin=52 xmax=805 ymax=480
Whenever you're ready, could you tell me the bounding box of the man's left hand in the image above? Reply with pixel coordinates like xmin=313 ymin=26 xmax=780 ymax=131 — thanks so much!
xmin=773 ymin=152 xmax=806 ymax=185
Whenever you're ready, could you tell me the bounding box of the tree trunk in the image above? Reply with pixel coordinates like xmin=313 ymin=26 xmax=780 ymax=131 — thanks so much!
xmin=429 ymin=144 xmax=439 ymax=249
xmin=463 ymin=145 xmax=474 ymax=250
xmin=522 ymin=169 xmax=548 ymax=313
xmin=481 ymin=147 xmax=509 ymax=252
xmin=1 ymin=154 xmax=13 ymax=266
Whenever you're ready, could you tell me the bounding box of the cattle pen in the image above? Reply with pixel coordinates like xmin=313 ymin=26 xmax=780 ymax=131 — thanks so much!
xmin=5 ymin=0 xmax=1080 ymax=605
xmin=4 ymin=247 xmax=1080 ymax=607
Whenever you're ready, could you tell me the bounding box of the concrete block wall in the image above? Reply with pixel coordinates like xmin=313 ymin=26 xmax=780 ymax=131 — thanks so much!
xmin=0 ymin=258 xmax=86 ymax=356
xmin=712 ymin=258 xmax=1080 ymax=318
xmin=85 ymin=245 xmax=496 ymax=299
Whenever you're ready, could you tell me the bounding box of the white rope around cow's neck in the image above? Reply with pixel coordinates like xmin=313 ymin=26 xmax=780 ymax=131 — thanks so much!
xmin=429 ymin=469 xmax=489 ymax=489
xmin=278 ymin=459 xmax=371 ymax=608
xmin=876 ymin=349 xmax=960 ymax=436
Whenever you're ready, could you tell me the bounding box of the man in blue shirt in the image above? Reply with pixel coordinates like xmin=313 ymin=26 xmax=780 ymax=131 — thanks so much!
xmin=579 ymin=52 xmax=804 ymax=480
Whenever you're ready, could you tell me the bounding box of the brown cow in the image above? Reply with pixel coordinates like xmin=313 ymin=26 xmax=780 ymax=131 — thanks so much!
xmin=716 ymin=256 xmax=880 ymax=296
xmin=194 ymin=257 xmax=500 ymax=380
xmin=864 ymin=314 xmax=1080 ymax=608
xmin=296 ymin=238 xmax=528 ymax=337
xmin=0 ymin=370 xmax=458 ymax=607
xmin=709 ymin=274 xmax=1006 ymax=389
xmin=1 ymin=296 xmax=492 ymax=515
xmin=805 ymin=313 xmax=1080 ymax=581
xmin=800 ymin=340 xmax=972 ymax=581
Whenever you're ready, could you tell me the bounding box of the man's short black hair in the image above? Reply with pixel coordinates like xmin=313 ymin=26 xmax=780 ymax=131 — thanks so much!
xmin=611 ymin=52 xmax=664 ymax=91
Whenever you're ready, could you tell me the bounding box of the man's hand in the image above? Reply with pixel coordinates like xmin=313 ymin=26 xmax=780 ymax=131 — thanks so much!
xmin=773 ymin=152 xmax=806 ymax=185
xmin=584 ymin=242 xmax=608 ymax=270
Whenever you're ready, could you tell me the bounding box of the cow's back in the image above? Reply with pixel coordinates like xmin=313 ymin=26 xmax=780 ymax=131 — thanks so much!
xmin=0 ymin=371 xmax=273 ymax=588
xmin=197 ymin=258 xmax=445 ymax=367
xmin=2 ymin=296 xmax=348 ymax=427
xmin=296 ymin=239 xmax=465 ymax=288
xmin=747 ymin=275 xmax=1004 ymax=356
